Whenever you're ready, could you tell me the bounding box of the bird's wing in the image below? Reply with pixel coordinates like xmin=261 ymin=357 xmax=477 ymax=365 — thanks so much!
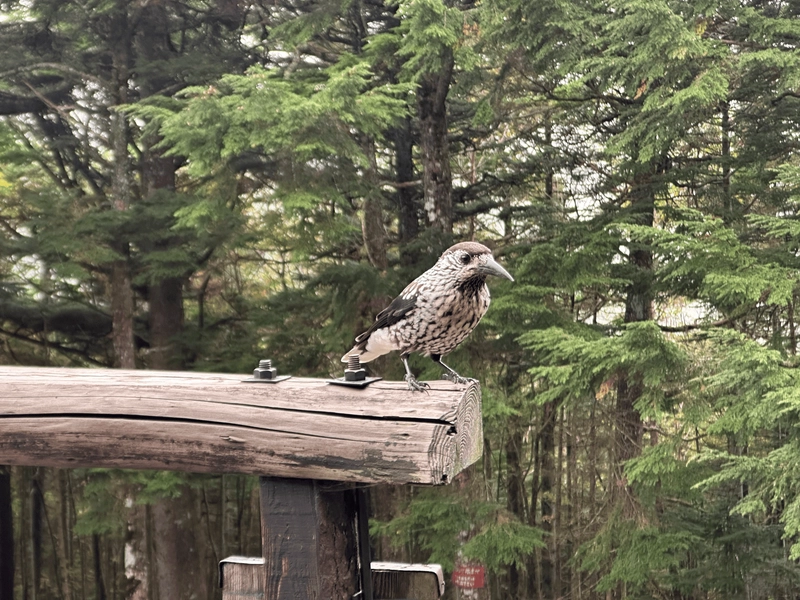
xmin=354 ymin=292 xmax=418 ymax=345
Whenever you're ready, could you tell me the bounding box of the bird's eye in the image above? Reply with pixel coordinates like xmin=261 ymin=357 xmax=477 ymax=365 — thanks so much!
xmin=460 ymin=253 xmax=471 ymax=264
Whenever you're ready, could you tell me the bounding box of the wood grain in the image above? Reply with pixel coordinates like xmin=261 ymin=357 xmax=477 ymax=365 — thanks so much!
xmin=0 ymin=366 xmax=482 ymax=485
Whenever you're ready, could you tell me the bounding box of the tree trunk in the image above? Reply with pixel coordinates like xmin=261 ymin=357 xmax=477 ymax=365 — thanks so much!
xmin=140 ymin=120 xmax=184 ymax=371
xmin=124 ymin=504 xmax=148 ymax=600
xmin=30 ymin=468 xmax=43 ymax=600
xmin=110 ymin=2 xmax=136 ymax=370
xmin=614 ymin=173 xmax=654 ymax=510
xmin=151 ymin=487 xmax=212 ymax=600
xmin=538 ymin=401 xmax=557 ymax=599
xmin=141 ymin=131 xmax=184 ymax=373
xmin=528 ymin=421 xmax=542 ymax=600
xmin=361 ymin=138 xmax=388 ymax=270
xmin=0 ymin=466 xmax=12 ymax=600
xmin=393 ymin=118 xmax=420 ymax=260
xmin=147 ymin=276 xmax=185 ymax=371
xmin=505 ymin=416 xmax=525 ymax=599
xmin=108 ymin=13 xmax=147 ymax=596
xmin=417 ymin=50 xmax=454 ymax=235
xmin=362 ymin=196 xmax=388 ymax=270
xmin=136 ymin=0 xmax=185 ymax=373
xmin=567 ymin=409 xmax=579 ymax=599
xmin=92 ymin=534 xmax=107 ymax=600
xmin=111 ymin=257 xmax=136 ymax=369
xmin=56 ymin=470 xmax=73 ymax=600
xmin=136 ymin=7 xmax=197 ymax=598
xmin=553 ymin=406 xmax=565 ymax=598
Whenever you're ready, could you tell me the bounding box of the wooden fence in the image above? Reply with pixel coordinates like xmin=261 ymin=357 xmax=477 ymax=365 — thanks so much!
xmin=0 ymin=366 xmax=482 ymax=599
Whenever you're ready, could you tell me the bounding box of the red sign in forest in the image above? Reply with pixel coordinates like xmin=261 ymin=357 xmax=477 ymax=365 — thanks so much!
xmin=452 ymin=563 xmax=485 ymax=589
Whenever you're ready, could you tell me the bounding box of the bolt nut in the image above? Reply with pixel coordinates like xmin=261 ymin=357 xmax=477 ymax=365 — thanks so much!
xmin=253 ymin=359 xmax=278 ymax=380
xmin=344 ymin=366 xmax=367 ymax=381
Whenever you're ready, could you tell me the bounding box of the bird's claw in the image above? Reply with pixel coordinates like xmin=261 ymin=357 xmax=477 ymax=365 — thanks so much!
xmin=440 ymin=372 xmax=476 ymax=385
xmin=405 ymin=374 xmax=431 ymax=393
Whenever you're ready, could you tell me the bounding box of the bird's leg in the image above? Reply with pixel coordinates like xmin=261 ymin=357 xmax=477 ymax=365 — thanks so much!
xmin=431 ymin=355 xmax=475 ymax=385
xmin=402 ymin=355 xmax=430 ymax=392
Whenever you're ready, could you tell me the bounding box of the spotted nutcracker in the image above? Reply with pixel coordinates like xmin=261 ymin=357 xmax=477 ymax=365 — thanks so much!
xmin=342 ymin=241 xmax=514 ymax=391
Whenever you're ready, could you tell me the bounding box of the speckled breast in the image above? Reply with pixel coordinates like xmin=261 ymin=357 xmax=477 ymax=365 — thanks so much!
xmin=391 ymin=285 xmax=490 ymax=357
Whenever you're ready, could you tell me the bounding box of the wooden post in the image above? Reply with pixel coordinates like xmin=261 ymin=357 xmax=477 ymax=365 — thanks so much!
xmin=260 ymin=477 xmax=359 ymax=600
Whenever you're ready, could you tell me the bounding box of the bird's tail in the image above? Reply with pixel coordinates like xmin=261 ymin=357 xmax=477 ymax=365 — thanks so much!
xmin=342 ymin=328 xmax=395 ymax=363
xmin=341 ymin=345 xmax=382 ymax=364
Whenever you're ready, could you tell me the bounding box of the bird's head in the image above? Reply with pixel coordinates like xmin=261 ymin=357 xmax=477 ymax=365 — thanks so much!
xmin=439 ymin=242 xmax=514 ymax=286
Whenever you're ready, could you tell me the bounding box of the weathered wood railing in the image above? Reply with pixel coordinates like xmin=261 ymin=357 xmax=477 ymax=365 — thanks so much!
xmin=0 ymin=366 xmax=483 ymax=599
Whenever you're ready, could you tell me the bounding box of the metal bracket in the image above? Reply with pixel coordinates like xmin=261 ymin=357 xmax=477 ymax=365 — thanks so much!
xmin=218 ymin=556 xmax=264 ymax=588
xmin=371 ymin=562 xmax=445 ymax=598
xmin=330 ymin=354 xmax=381 ymax=388
xmin=242 ymin=375 xmax=292 ymax=384
xmin=327 ymin=376 xmax=382 ymax=388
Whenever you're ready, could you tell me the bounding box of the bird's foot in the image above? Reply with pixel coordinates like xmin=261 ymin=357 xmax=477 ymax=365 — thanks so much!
xmin=405 ymin=374 xmax=431 ymax=393
xmin=440 ymin=372 xmax=476 ymax=385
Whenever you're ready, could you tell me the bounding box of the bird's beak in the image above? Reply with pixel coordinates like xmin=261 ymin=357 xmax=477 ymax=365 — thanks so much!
xmin=479 ymin=257 xmax=514 ymax=282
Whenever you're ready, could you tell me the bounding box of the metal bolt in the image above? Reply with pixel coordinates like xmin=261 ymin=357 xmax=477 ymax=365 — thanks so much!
xmin=253 ymin=358 xmax=278 ymax=380
xmin=344 ymin=354 xmax=366 ymax=381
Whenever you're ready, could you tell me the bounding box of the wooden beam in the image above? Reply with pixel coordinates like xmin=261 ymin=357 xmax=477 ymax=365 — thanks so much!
xmin=0 ymin=367 xmax=482 ymax=485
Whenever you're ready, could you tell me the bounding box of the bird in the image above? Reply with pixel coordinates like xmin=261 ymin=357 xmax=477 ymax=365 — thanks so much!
xmin=342 ymin=241 xmax=514 ymax=391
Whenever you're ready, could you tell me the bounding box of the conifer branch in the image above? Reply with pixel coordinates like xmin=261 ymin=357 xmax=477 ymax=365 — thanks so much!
xmin=659 ymin=317 xmax=731 ymax=333
xmin=0 ymin=326 xmax=108 ymax=367
xmin=0 ymin=63 xmax=105 ymax=87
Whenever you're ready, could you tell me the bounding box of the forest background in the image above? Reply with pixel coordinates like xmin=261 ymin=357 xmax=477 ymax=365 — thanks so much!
xmin=2 ymin=0 xmax=800 ymax=598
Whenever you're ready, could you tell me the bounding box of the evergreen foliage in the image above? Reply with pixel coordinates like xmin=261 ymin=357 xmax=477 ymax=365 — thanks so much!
xmin=5 ymin=0 xmax=800 ymax=598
